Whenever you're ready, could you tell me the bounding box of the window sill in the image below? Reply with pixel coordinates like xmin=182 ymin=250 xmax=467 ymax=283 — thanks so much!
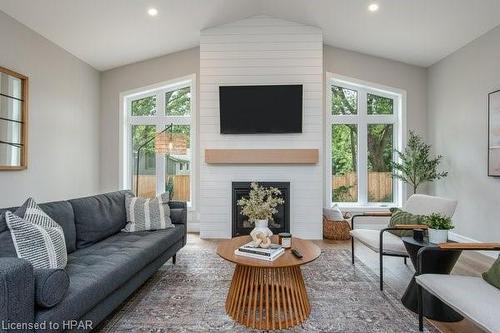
xmin=333 ymin=203 xmax=400 ymax=213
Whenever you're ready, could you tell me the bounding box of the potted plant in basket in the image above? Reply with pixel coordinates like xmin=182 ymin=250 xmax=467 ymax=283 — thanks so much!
xmin=423 ymin=213 xmax=454 ymax=244
xmin=237 ymin=182 xmax=284 ymax=248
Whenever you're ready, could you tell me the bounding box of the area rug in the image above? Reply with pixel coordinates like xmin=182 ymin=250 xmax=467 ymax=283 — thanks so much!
xmin=97 ymin=246 xmax=436 ymax=332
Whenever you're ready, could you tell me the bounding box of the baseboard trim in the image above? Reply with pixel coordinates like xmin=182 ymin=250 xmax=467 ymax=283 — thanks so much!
xmin=448 ymin=232 xmax=499 ymax=259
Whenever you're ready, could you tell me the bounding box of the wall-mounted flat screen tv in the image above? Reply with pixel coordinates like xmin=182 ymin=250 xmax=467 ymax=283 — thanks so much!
xmin=219 ymin=85 xmax=303 ymax=134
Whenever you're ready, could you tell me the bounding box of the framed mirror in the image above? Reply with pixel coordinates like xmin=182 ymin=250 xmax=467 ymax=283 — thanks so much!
xmin=0 ymin=66 xmax=28 ymax=170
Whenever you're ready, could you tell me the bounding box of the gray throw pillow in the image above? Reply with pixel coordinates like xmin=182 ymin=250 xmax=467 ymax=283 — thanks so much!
xmin=5 ymin=198 xmax=67 ymax=269
xmin=123 ymin=193 xmax=173 ymax=232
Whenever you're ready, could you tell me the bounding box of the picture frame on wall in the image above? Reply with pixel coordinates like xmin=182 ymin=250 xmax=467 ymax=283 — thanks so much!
xmin=488 ymin=90 xmax=500 ymax=177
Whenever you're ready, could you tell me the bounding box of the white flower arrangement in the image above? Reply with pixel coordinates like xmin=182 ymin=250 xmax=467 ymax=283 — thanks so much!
xmin=237 ymin=182 xmax=284 ymax=222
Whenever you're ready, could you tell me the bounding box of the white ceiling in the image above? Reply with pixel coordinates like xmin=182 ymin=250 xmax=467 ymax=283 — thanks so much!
xmin=1 ymin=0 xmax=500 ymax=71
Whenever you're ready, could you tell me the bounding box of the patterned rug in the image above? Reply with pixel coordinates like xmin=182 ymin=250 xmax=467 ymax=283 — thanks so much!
xmin=97 ymin=245 xmax=436 ymax=332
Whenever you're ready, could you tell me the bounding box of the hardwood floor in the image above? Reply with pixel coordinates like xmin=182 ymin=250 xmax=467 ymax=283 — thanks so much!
xmin=187 ymin=233 xmax=494 ymax=333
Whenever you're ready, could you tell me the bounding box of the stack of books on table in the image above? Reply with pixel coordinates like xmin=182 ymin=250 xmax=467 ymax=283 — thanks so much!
xmin=234 ymin=242 xmax=285 ymax=261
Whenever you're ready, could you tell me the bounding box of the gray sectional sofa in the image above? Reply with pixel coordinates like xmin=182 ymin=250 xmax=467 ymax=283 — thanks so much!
xmin=0 ymin=190 xmax=187 ymax=332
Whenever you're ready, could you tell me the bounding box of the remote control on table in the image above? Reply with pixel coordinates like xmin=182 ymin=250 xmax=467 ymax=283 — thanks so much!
xmin=291 ymin=248 xmax=303 ymax=259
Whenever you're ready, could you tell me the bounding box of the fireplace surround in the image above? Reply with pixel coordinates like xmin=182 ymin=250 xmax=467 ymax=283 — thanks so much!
xmin=231 ymin=182 xmax=290 ymax=237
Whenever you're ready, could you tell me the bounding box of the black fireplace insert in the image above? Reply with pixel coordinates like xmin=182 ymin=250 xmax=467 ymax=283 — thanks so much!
xmin=231 ymin=182 xmax=290 ymax=237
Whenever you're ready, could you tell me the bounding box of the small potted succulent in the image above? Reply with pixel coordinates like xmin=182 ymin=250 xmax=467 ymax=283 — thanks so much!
xmin=423 ymin=213 xmax=454 ymax=244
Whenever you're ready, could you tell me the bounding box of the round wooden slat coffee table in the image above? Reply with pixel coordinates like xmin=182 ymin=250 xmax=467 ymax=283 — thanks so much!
xmin=217 ymin=235 xmax=321 ymax=330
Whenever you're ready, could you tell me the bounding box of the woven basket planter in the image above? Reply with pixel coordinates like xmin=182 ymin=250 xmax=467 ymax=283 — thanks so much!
xmin=323 ymin=216 xmax=351 ymax=240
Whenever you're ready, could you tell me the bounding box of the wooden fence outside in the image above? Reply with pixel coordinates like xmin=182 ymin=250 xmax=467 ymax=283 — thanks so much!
xmin=133 ymin=172 xmax=390 ymax=203
xmin=133 ymin=175 xmax=190 ymax=201
xmin=332 ymin=172 xmax=393 ymax=202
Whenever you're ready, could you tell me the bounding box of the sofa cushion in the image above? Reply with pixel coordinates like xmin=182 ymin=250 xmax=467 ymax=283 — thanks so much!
xmin=0 ymin=200 xmax=77 ymax=254
xmin=416 ymin=274 xmax=500 ymax=333
xmin=34 ymin=269 xmax=69 ymax=308
xmin=35 ymin=225 xmax=184 ymax=325
xmin=0 ymin=203 xmax=29 ymax=257
xmin=70 ymin=191 xmax=132 ymax=249
xmin=39 ymin=201 xmax=77 ymax=253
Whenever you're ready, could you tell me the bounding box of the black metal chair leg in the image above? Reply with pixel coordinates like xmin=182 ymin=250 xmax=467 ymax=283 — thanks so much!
xmin=172 ymin=254 xmax=177 ymax=265
xmin=351 ymin=237 xmax=355 ymax=265
xmin=417 ymin=283 xmax=424 ymax=331
xmin=379 ymin=252 xmax=384 ymax=291
xmin=404 ymin=257 xmax=407 ymax=265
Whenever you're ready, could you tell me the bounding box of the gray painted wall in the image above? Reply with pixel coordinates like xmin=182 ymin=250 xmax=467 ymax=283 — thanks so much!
xmin=428 ymin=25 xmax=500 ymax=242
xmin=0 ymin=11 xmax=100 ymax=206
xmin=99 ymin=47 xmax=200 ymax=192
xmin=324 ymin=45 xmax=428 ymax=138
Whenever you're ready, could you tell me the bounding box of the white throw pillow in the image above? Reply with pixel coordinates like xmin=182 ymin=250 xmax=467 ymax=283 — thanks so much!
xmin=323 ymin=204 xmax=344 ymax=221
xmin=5 ymin=198 xmax=67 ymax=269
xmin=123 ymin=192 xmax=173 ymax=232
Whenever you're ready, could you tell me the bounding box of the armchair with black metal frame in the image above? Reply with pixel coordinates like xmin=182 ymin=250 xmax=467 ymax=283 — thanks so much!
xmin=351 ymin=211 xmax=428 ymax=290
xmin=350 ymin=194 xmax=457 ymax=291
xmin=416 ymin=242 xmax=500 ymax=332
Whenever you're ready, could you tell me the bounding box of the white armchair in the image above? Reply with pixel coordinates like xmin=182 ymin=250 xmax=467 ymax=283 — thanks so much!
xmin=416 ymin=243 xmax=500 ymax=332
xmin=349 ymin=194 xmax=458 ymax=290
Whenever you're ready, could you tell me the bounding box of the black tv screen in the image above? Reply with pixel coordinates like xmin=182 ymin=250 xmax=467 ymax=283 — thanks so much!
xmin=219 ymin=85 xmax=303 ymax=134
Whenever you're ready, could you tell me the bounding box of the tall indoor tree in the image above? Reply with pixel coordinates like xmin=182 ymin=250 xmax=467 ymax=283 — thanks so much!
xmin=391 ymin=131 xmax=448 ymax=194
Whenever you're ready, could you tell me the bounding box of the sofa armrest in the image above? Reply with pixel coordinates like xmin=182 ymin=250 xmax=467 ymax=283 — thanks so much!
xmin=169 ymin=201 xmax=186 ymax=211
xmin=0 ymin=258 xmax=35 ymax=331
xmin=169 ymin=201 xmax=187 ymax=225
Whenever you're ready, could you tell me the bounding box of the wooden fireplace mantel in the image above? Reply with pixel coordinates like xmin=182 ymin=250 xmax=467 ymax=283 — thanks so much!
xmin=204 ymin=149 xmax=319 ymax=164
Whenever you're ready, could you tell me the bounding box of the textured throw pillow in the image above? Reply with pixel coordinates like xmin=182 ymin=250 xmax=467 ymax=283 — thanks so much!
xmin=323 ymin=204 xmax=344 ymax=221
xmin=34 ymin=268 xmax=70 ymax=308
xmin=388 ymin=208 xmax=424 ymax=237
xmin=5 ymin=198 xmax=67 ymax=269
xmin=123 ymin=192 xmax=173 ymax=232
xmin=482 ymin=254 xmax=500 ymax=289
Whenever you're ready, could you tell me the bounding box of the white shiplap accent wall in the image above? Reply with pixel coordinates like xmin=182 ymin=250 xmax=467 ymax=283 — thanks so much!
xmin=199 ymin=16 xmax=323 ymax=239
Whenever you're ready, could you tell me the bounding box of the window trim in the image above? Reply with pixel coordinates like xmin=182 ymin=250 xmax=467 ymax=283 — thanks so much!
xmin=325 ymin=73 xmax=407 ymax=210
xmin=119 ymin=74 xmax=197 ymax=210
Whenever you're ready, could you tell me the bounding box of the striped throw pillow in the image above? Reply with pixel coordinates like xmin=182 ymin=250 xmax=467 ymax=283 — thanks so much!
xmin=388 ymin=208 xmax=424 ymax=237
xmin=5 ymin=198 xmax=67 ymax=269
xmin=123 ymin=193 xmax=173 ymax=232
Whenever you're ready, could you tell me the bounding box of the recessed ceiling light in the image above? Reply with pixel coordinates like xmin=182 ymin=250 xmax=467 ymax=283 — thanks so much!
xmin=147 ymin=8 xmax=158 ymax=17
xmin=368 ymin=3 xmax=379 ymax=12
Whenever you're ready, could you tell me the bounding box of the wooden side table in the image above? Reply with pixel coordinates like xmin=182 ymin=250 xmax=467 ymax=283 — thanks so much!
xmin=217 ymin=236 xmax=321 ymax=330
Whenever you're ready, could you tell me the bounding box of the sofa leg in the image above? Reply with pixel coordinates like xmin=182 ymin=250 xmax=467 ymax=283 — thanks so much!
xmin=172 ymin=254 xmax=176 ymax=265
xmin=417 ymin=283 xmax=424 ymax=331
xmin=404 ymin=257 xmax=407 ymax=265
